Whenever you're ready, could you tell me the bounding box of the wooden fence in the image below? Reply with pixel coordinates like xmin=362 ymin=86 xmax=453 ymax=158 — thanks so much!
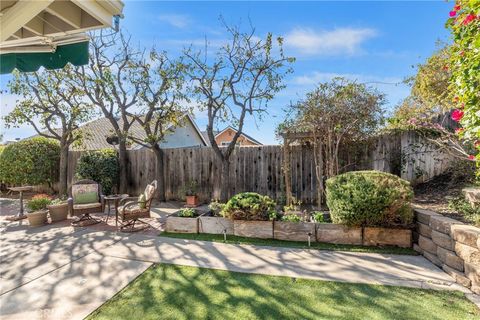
xmin=66 ymin=131 xmax=455 ymax=203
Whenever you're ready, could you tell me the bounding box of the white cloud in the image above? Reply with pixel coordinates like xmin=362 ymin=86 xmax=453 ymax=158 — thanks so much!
xmin=158 ymin=14 xmax=191 ymax=28
xmin=284 ymin=27 xmax=377 ymax=56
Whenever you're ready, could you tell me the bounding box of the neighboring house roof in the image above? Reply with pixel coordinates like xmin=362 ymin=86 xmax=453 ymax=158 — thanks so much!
xmin=201 ymin=126 xmax=262 ymax=146
xmin=30 ymin=113 xmax=208 ymax=151
xmin=216 ymin=126 xmax=263 ymax=145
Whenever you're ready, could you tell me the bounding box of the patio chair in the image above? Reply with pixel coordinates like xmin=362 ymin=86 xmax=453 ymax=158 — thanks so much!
xmin=117 ymin=180 xmax=157 ymax=232
xmin=68 ymin=179 xmax=105 ymax=226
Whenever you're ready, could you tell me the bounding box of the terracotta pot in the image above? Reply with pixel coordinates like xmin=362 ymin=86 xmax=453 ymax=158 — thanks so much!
xmin=27 ymin=210 xmax=48 ymax=227
xmin=48 ymin=203 xmax=68 ymax=222
xmin=186 ymin=195 xmax=199 ymax=207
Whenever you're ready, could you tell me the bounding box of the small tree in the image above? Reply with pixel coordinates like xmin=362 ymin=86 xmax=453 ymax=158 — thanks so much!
xmin=184 ymin=22 xmax=294 ymax=201
xmin=4 ymin=67 xmax=92 ymax=195
xmin=446 ymin=1 xmax=479 ymax=177
xmin=72 ymin=31 xmax=143 ymax=193
xmin=128 ymin=50 xmax=188 ymax=200
xmin=279 ymin=78 xmax=385 ymax=205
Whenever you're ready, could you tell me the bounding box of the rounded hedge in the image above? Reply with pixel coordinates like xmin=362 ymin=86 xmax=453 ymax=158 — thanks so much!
xmin=75 ymin=149 xmax=119 ymax=195
xmin=0 ymin=137 xmax=60 ymax=187
xmin=223 ymin=192 xmax=276 ymax=221
xmin=326 ymin=171 xmax=413 ymax=227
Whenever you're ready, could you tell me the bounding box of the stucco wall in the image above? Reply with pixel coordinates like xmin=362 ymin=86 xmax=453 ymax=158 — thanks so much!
xmin=159 ymin=121 xmax=205 ymax=149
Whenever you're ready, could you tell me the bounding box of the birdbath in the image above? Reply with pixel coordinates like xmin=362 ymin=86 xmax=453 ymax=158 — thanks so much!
xmin=6 ymin=186 xmax=33 ymax=221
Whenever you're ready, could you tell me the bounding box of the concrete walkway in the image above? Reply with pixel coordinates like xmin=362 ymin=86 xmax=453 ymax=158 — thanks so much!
xmin=0 ymin=221 xmax=478 ymax=319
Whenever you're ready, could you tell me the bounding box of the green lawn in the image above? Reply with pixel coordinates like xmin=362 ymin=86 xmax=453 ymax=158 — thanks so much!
xmin=159 ymin=232 xmax=417 ymax=255
xmin=87 ymin=264 xmax=478 ymax=320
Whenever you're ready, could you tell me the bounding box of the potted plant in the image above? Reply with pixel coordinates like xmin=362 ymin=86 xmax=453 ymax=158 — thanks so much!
xmin=47 ymin=197 xmax=68 ymax=222
xmin=223 ymin=192 xmax=277 ymax=239
xmin=166 ymin=208 xmax=202 ymax=233
xmin=181 ymin=180 xmax=199 ymax=207
xmin=26 ymin=194 xmax=52 ymax=227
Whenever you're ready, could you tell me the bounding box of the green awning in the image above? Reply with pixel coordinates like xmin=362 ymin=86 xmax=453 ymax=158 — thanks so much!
xmin=0 ymin=41 xmax=89 ymax=74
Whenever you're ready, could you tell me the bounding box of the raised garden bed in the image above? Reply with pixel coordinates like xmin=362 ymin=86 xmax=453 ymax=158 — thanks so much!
xmin=234 ymin=220 xmax=273 ymax=239
xmin=165 ymin=209 xmax=203 ymax=234
xmin=199 ymin=215 xmax=234 ymax=235
xmin=316 ymin=224 xmax=362 ymax=245
xmin=274 ymin=221 xmax=315 ymax=242
xmin=363 ymin=227 xmax=412 ymax=248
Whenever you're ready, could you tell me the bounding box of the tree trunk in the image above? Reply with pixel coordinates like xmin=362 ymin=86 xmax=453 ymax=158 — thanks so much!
xmin=58 ymin=143 xmax=69 ymax=196
xmin=152 ymin=144 xmax=165 ymax=201
xmin=118 ymin=139 xmax=128 ymax=194
xmin=220 ymin=159 xmax=230 ymax=202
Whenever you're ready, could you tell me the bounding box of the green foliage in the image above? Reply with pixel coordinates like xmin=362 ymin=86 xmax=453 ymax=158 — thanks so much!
xmin=75 ymin=149 xmax=119 ymax=195
xmin=446 ymin=1 xmax=480 ymax=174
xmin=180 ymin=180 xmax=198 ymax=197
xmin=326 ymin=171 xmax=414 ymax=227
xmin=283 ymin=197 xmax=302 ymax=212
xmin=312 ymin=211 xmax=326 ymax=223
xmin=208 ymin=200 xmax=226 ymax=217
xmin=27 ymin=194 xmax=52 ymax=212
xmin=448 ymin=196 xmax=480 ymax=226
xmin=178 ymin=208 xmax=196 ymax=218
xmin=223 ymin=192 xmax=276 ymax=221
xmin=281 ymin=213 xmax=301 ymax=222
xmin=0 ymin=137 xmax=60 ymax=187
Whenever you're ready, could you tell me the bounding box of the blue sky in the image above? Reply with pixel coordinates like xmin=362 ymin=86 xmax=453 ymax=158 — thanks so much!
xmin=0 ymin=1 xmax=453 ymax=144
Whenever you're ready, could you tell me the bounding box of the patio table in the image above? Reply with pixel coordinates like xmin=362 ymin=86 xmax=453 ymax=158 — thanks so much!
xmin=105 ymin=194 xmax=129 ymax=226
xmin=6 ymin=186 xmax=33 ymax=221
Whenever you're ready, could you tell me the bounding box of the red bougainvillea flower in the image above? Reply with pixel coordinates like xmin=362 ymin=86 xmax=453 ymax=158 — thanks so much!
xmin=443 ymin=65 xmax=449 ymax=71
xmin=451 ymin=109 xmax=464 ymax=122
xmin=463 ymin=14 xmax=476 ymax=25
xmin=450 ymin=10 xmax=457 ymax=17
xmin=454 ymin=4 xmax=461 ymax=11
xmin=468 ymin=155 xmax=475 ymax=160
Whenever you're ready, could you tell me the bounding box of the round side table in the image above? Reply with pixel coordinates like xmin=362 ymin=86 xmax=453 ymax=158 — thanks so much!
xmin=104 ymin=194 xmax=129 ymax=226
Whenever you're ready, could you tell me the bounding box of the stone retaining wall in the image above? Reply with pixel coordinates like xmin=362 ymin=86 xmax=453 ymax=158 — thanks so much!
xmin=413 ymin=208 xmax=480 ymax=294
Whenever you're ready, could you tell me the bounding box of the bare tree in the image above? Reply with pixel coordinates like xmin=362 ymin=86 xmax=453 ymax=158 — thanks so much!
xmin=127 ymin=50 xmax=188 ymax=200
xmin=4 ymin=67 xmax=92 ymax=195
xmin=71 ymin=30 xmax=143 ymax=193
xmin=184 ymin=22 xmax=294 ymax=201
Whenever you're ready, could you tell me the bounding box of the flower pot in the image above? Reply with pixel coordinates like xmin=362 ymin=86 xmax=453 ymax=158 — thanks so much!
xmin=27 ymin=210 xmax=48 ymax=227
xmin=47 ymin=203 xmax=68 ymax=222
xmin=185 ymin=195 xmax=199 ymax=207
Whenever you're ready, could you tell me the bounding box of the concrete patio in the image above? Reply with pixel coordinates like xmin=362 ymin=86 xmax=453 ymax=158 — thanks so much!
xmin=1 ymin=200 xmax=479 ymax=319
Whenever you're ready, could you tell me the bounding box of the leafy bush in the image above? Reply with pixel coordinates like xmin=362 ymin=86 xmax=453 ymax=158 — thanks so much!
xmin=223 ymin=192 xmax=276 ymax=221
xmin=208 ymin=200 xmax=226 ymax=217
xmin=281 ymin=213 xmax=301 ymax=222
xmin=27 ymin=194 xmax=52 ymax=212
xmin=75 ymin=149 xmax=119 ymax=195
xmin=178 ymin=208 xmax=196 ymax=218
xmin=312 ymin=211 xmax=326 ymax=223
xmin=0 ymin=137 xmax=60 ymax=187
xmin=326 ymin=171 xmax=414 ymax=227
xmin=448 ymin=197 xmax=480 ymax=226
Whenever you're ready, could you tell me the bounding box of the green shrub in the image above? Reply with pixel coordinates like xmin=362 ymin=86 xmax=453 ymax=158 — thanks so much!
xmin=27 ymin=194 xmax=52 ymax=212
xmin=0 ymin=137 xmax=60 ymax=187
xmin=223 ymin=192 xmax=276 ymax=221
xmin=208 ymin=200 xmax=226 ymax=217
xmin=75 ymin=149 xmax=119 ymax=195
xmin=326 ymin=171 xmax=413 ymax=227
xmin=448 ymin=197 xmax=480 ymax=226
xmin=178 ymin=208 xmax=196 ymax=217
xmin=312 ymin=211 xmax=326 ymax=223
xmin=281 ymin=213 xmax=301 ymax=222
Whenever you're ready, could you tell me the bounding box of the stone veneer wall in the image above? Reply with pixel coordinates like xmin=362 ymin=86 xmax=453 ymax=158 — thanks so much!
xmin=413 ymin=208 xmax=480 ymax=294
